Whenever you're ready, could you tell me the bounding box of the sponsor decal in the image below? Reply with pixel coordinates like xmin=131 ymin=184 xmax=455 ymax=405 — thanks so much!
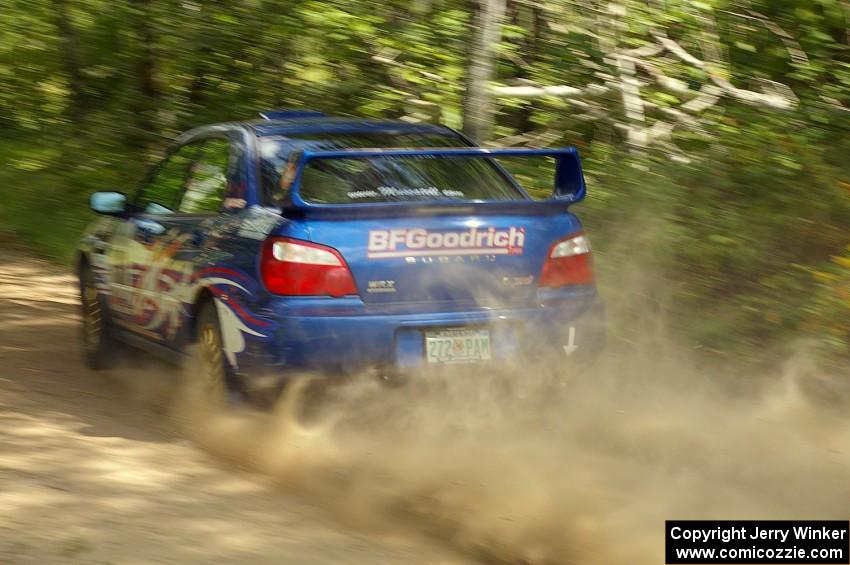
xmin=404 ymin=255 xmax=496 ymax=264
xmin=105 ymin=230 xmax=274 ymax=367
xmin=236 ymin=207 xmax=283 ymax=241
xmin=366 ymin=280 xmax=397 ymax=293
xmin=368 ymin=226 xmax=525 ymax=259
xmin=347 ymin=186 xmax=465 ymax=200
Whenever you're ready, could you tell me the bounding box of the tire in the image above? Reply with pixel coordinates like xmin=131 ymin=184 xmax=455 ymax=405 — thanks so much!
xmin=79 ymin=264 xmax=114 ymax=370
xmin=185 ymin=300 xmax=236 ymax=408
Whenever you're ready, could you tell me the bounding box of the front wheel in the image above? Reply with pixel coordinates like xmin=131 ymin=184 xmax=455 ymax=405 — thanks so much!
xmin=79 ymin=264 xmax=114 ymax=370
xmin=185 ymin=301 xmax=237 ymax=408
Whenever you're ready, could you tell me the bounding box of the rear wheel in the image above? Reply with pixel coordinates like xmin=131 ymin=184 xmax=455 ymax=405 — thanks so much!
xmin=186 ymin=301 xmax=235 ymax=408
xmin=79 ymin=264 xmax=114 ymax=370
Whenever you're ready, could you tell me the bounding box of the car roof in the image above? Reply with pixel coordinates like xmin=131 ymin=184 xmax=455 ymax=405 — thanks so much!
xmin=246 ymin=117 xmax=459 ymax=138
xmin=173 ymin=116 xmax=466 ymax=149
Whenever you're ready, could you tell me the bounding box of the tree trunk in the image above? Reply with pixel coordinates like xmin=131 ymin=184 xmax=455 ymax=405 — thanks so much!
xmin=132 ymin=3 xmax=160 ymax=102
xmin=515 ymin=5 xmax=543 ymax=134
xmin=462 ymin=0 xmax=506 ymax=143
xmin=54 ymin=0 xmax=85 ymax=118
xmin=128 ymin=0 xmax=164 ymax=148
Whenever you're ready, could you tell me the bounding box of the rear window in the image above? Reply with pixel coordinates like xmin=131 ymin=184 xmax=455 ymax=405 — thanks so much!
xmin=259 ymin=132 xmax=524 ymax=205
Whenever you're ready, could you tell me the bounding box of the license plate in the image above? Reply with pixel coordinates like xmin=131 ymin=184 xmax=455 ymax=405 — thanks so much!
xmin=425 ymin=328 xmax=491 ymax=364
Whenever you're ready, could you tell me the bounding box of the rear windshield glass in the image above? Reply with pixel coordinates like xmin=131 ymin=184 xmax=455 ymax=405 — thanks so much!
xmin=259 ymin=133 xmax=524 ymax=205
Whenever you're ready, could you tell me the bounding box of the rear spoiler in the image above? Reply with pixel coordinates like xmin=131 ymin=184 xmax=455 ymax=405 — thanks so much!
xmin=285 ymin=147 xmax=586 ymax=218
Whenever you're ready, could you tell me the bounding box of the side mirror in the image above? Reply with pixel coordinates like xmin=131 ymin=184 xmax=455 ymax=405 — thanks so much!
xmin=90 ymin=191 xmax=127 ymax=215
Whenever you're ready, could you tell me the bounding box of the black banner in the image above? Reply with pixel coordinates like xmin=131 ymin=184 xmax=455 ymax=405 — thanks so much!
xmin=666 ymin=521 xmax=849 ymax=564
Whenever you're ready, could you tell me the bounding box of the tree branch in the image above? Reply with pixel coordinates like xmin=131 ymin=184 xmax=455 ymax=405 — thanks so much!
xmin=717 ymin=9 xmax=810 ymax=64
xmin=680 ymin=84 xmax=722 ymax=113
xmin=651 ymin=31 xmax=797 ymax=109
xmin=627 ymin=57 xmax=689 ymax=93
xmin=491 ymin=83 xmax=611 ymax=98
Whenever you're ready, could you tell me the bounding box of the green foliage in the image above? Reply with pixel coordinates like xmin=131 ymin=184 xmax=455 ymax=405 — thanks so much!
xmin=803 ymin=242 xmax=850 ymax=362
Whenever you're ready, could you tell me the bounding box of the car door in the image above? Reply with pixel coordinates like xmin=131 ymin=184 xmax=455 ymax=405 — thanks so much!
xmin=109 ymin=141 xmax=203 ymax=340
xmin=161 ymin=135 xmax=250 ymax=350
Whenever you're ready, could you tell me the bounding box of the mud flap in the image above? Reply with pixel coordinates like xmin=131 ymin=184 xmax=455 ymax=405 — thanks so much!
xmin=212 ymin=297 xmax=265 ymax=369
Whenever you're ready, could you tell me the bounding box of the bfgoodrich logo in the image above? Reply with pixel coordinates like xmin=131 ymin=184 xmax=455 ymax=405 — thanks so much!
xmin=367 ymin=227 xmax=526 ymax=259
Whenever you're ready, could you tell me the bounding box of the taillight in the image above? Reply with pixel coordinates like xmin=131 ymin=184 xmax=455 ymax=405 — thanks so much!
xmin=260 ymin=237 xmax=358 ymax=297
xmin=539 ymin=232 xmax=594 ymax=288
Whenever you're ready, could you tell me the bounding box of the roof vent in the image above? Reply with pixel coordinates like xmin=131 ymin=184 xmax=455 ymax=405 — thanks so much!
xmin=259 ymin=110 xmax=325 ymax=120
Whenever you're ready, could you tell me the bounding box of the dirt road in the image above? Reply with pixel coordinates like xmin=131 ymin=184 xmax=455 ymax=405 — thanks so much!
xmin=0 ymin=252 xmax=467 ymax=564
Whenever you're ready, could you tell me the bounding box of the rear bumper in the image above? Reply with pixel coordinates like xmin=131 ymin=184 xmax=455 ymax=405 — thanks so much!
xmin=238 ymin=293 xmax=605 ymax=378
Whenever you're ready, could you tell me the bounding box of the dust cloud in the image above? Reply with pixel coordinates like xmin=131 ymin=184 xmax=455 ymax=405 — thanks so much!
xmin=152 ymin=270 xmax=850 ymax=565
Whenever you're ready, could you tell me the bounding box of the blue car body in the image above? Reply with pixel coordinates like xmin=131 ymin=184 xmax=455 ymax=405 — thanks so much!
xmin=78 ymin=113 xmax=604 ymax=387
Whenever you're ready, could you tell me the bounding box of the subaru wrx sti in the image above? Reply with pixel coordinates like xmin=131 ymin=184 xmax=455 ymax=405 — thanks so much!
xmin=77 ymin=111 xmax=605 ymax=400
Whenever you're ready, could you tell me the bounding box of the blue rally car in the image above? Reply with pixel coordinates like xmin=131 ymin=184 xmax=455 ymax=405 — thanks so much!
xmin=77 ymin=111 xmax=604 ymax=400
